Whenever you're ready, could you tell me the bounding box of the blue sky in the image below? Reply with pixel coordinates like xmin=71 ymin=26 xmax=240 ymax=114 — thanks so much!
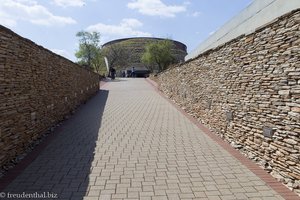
xmin=0 ymin=0 xmax=252 ymax=61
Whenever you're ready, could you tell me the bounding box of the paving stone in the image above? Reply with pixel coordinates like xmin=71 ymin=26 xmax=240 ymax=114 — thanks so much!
xmin=2 ymin=78 xmax=290 ymax=200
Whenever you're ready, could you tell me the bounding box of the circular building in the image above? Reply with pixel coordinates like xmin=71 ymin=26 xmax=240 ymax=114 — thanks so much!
xmin=102 ymin=37 xmax=187 ymax=75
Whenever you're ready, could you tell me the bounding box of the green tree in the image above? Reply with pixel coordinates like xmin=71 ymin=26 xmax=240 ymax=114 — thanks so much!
xmin=101 ymin=43 xmax=130 ymax=70
xmin=91 ymin=50 xmax=107 ymax=75
xmin=75 ymin=31 xmax=101 ymax=69
xmin=141 ymin=40 xmax=175 ymax=72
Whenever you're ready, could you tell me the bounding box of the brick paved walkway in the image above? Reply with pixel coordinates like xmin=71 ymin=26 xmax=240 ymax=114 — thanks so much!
xmin=2 ymin=78 xmax=297 ymax=199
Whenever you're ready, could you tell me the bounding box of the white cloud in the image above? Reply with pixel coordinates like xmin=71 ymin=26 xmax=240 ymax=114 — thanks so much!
xmin=52 ymin=0 xmax=85 ymax=7
xmin=183 ymin=1 xmax=191 ymax=6
xmin=127 ymin=0 xmax=186 ymax=18
xmin=51 ymin=49 xmax=73 ymax=60
xmin=191 ymin=11 xmax=201 ymax=17
xmin=0 ymin=0 xmax=76 ymax=27
xmin=121 ymin=18 xmax=143 ymax=28
xmin=86 ymin=18 xmax=152 ymax=43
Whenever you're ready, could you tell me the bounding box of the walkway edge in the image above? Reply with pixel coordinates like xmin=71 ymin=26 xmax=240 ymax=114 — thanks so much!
xmin=0 ymin=123 xmax=66 ymax=191
xmin=145 ymin=77 xmax=300 ymax=200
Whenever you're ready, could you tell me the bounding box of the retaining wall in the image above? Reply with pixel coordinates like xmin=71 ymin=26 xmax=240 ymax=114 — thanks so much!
xmin=0 ymin=26 xmax=99 ymax=169
xmin=158 ymin=10 xmax=300 ymax=192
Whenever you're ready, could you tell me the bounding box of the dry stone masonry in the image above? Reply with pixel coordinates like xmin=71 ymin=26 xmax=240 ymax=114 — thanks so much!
xmin=0 ymin=26 xmax=99 ymax=171
xmin=157 ymin=9 xmax=300 ymax=193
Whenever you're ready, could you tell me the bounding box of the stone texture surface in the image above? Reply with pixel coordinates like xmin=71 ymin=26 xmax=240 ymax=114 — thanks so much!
xmin=157 ymin=10 xmax=300 ymax=193
xmin=3 ymin=78 xmax=286 ymax=200
xmin=0 ymin=25 xmax=99 ymax=170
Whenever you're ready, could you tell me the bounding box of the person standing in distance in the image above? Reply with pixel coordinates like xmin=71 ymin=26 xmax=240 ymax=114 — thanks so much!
xmin=131 ymin=67 xmax=135 ymax=78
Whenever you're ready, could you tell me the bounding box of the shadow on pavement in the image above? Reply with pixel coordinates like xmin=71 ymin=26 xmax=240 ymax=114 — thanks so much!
xmin=2 ymin=89 xmax=109 ymax=200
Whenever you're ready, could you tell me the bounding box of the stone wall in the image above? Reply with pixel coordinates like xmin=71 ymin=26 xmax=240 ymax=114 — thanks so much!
xmin=157 ymin=10 xmax=300 ymax=192
xmin=0 ymin=26 xmax=99 ymax=169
